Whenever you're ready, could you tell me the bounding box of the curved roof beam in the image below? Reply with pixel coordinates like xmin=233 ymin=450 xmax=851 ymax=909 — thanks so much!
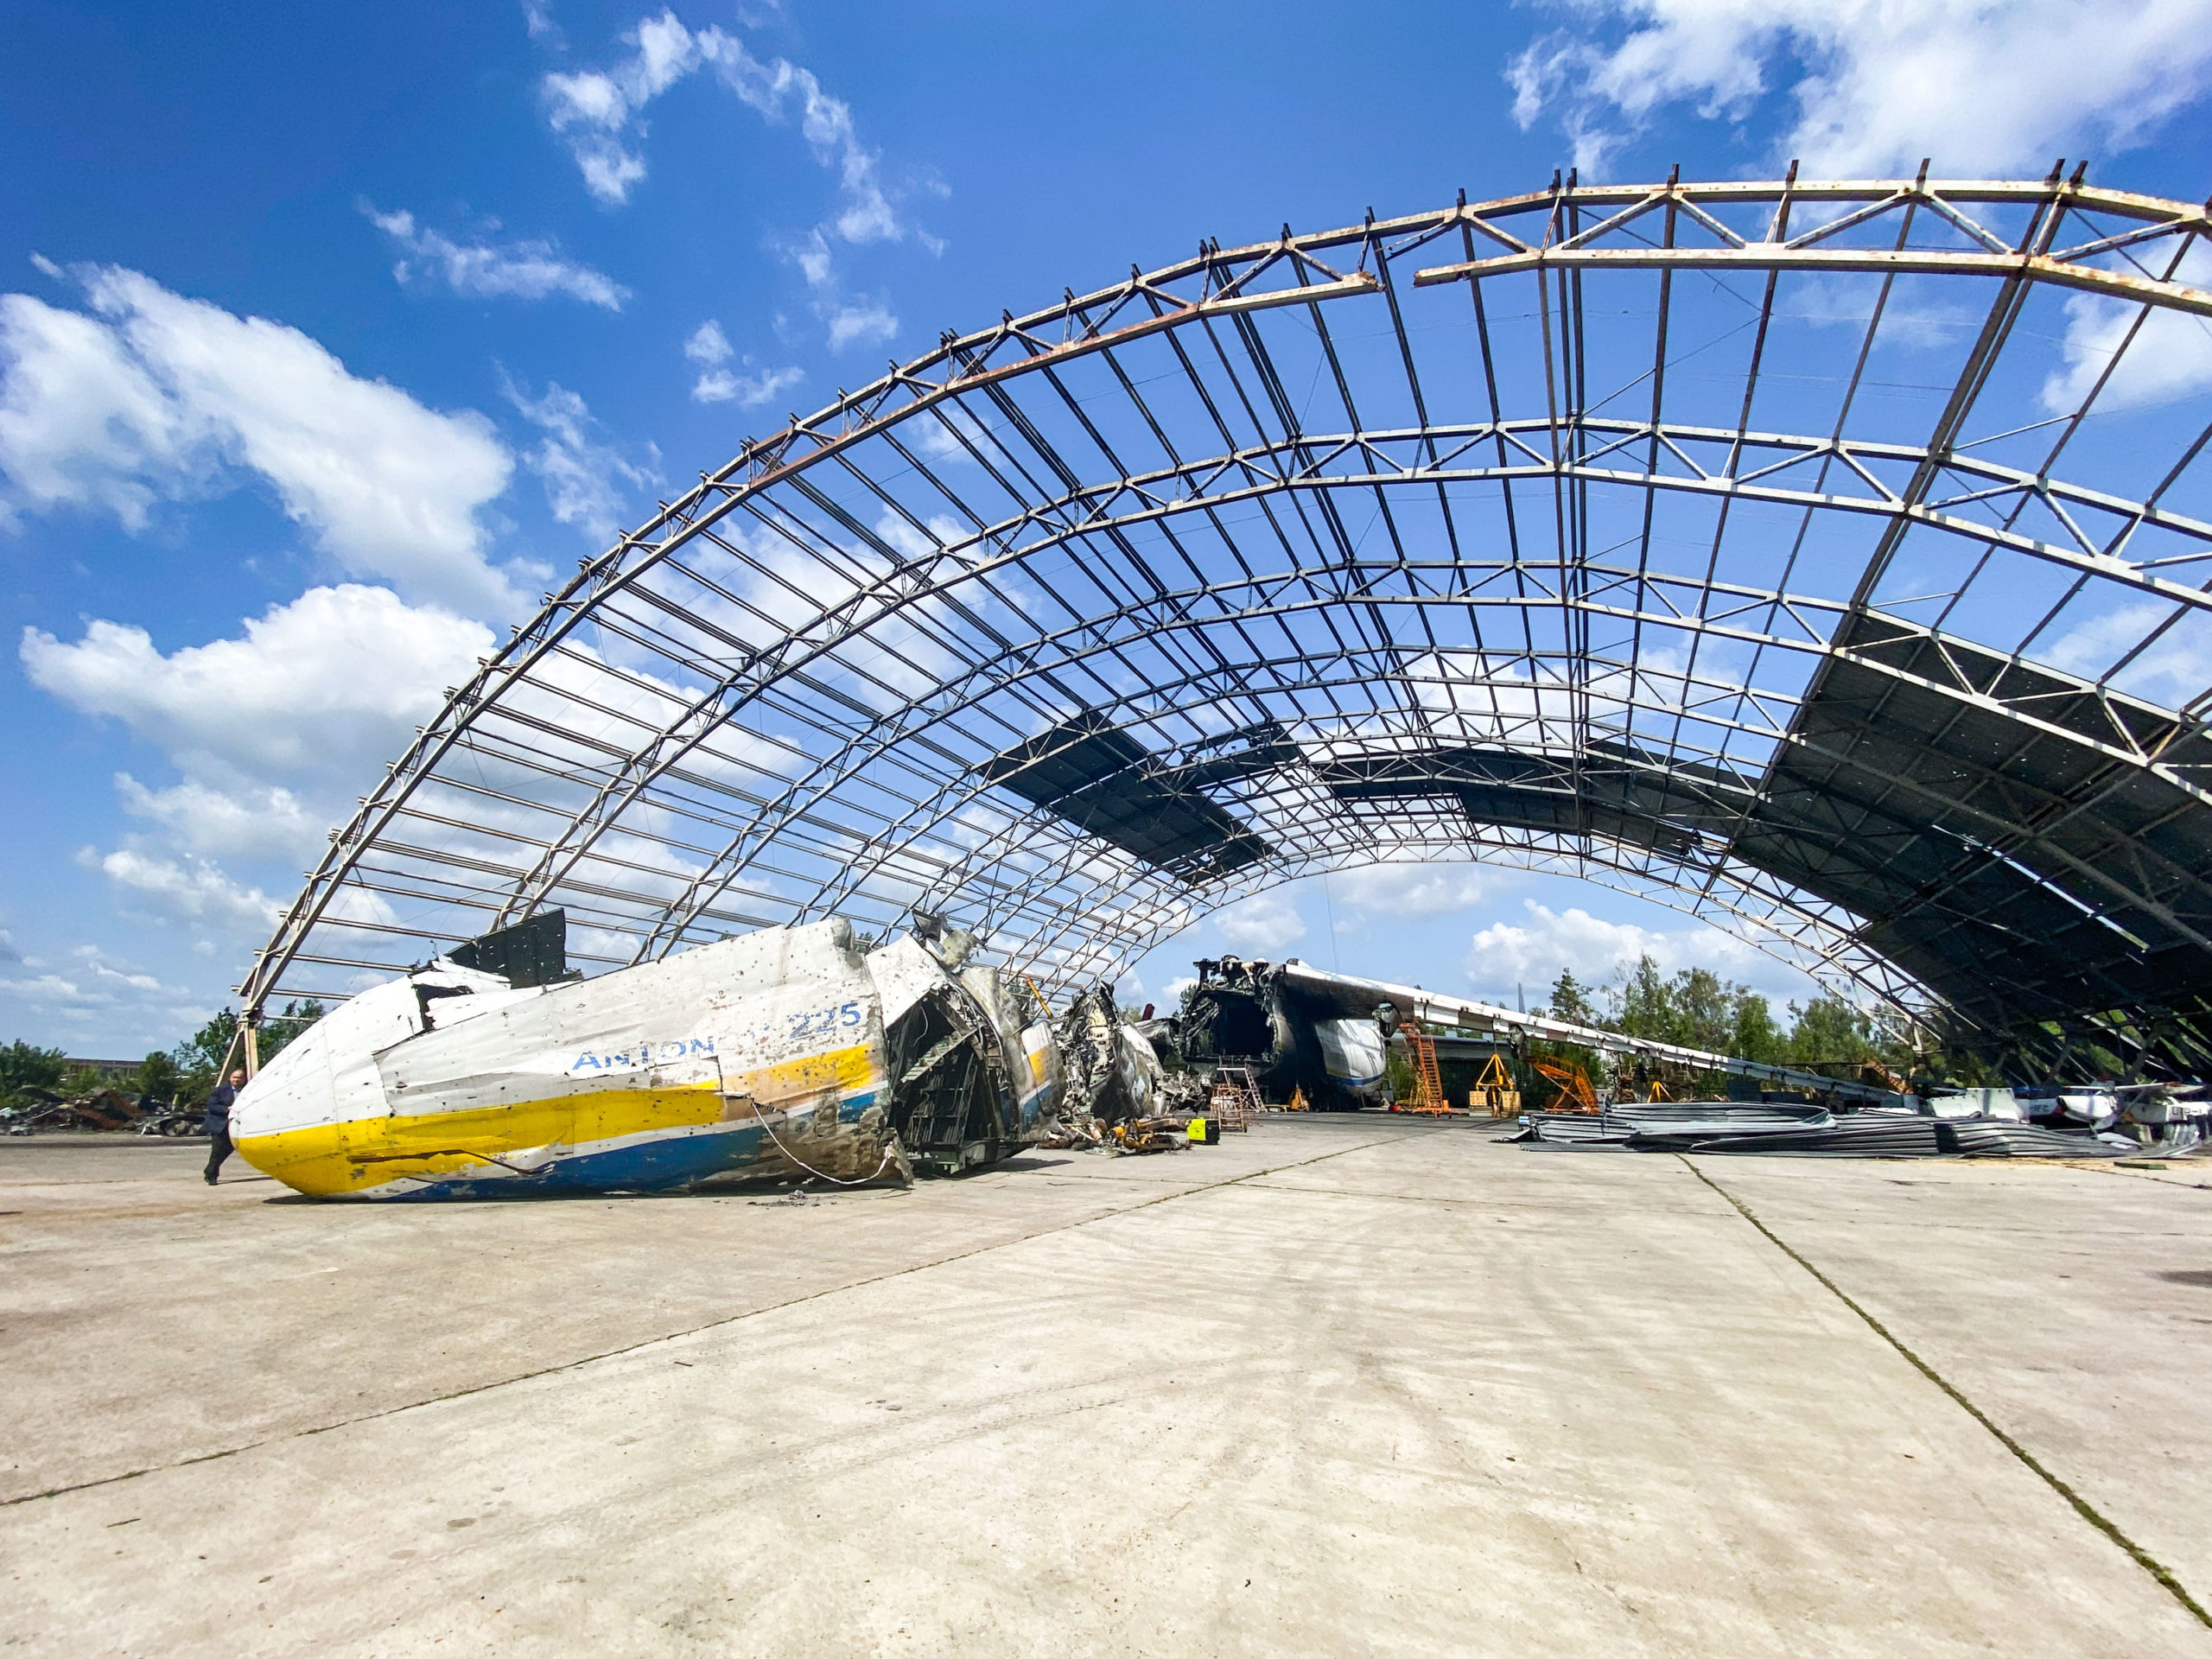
xmin=238 ymin=176 xmax=2212 ymax=1064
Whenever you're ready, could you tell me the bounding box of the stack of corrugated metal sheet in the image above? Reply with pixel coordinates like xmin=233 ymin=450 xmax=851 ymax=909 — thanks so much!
xmin=1938 ymin=1121 xmax=2138 ymax=1157
xmin=1513 ymin=1102 xmax=2174 ymax=1160
xmin=1675 ymin=1113 xmax=1942 ymax=1156
xmin=1605 ymin=1103 xmax=1834 ymax=1149
xmin=1518 ymin=1112 xmax=1632 ymax=1145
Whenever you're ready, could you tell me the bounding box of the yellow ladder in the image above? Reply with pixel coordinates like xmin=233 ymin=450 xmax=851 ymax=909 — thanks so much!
xmin=1400 ymin=1028 xmax=1450 ymax=1115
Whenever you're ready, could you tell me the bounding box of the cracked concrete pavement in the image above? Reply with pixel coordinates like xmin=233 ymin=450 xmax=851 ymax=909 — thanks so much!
xmin=3 ymin=1116 xmax=2209 ymax=1656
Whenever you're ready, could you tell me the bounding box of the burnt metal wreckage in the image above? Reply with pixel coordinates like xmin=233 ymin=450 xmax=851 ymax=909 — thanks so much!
xmin=1 ymin=1090 xmax=200 ymax=1138
xmin=217 ymin=171 xmax=2212 ymax=1192
xmin=1172 ymin=955 xmax=1913 ymax=1112
xmin=1160 ymin=956 xmax=2212 ymax=1154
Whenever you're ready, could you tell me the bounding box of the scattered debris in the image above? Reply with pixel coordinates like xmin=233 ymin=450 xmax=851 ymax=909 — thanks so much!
xmin=1 ymin=1090 xmax=200 ymax=1137
xmin=1103 ymin=1117 xmax=1187 ymax=1155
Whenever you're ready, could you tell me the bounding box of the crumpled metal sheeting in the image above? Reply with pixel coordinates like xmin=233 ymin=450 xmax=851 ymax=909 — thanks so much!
xmin=1938 ymin=1121 xmax=2141 ymax=1158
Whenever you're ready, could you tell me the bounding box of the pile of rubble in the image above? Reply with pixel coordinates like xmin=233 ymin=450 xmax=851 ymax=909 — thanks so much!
xmin=0 ymin=1090 xmax=202 ymax=1137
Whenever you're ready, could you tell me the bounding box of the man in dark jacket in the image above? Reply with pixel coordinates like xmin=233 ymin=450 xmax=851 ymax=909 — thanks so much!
xmin=204 ymin=1068 xmax=246 ymax=1185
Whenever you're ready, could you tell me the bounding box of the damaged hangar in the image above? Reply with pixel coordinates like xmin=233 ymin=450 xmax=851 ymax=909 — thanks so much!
xmin=235 ymin=173 xmax=2212 ymax=1084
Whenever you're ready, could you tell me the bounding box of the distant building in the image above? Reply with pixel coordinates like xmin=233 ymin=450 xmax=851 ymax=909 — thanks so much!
xmin=64 ymin=1058 xmax=142 ymax=1083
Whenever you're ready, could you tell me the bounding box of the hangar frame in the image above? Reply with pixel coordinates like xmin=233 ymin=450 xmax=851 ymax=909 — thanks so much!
xmin=244 ymin=168 xmax=2212 ymax=1077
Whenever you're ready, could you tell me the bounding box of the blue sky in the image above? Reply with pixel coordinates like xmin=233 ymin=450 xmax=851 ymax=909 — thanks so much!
xmin=5 ymin=0 xmax=2211 ymax=1052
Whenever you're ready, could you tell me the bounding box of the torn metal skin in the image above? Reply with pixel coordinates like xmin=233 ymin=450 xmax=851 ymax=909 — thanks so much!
xmin=228 ymin=915 xmax=1061 ymax=1199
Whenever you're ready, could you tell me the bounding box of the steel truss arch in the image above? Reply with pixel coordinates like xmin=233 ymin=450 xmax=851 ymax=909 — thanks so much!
xmin=246 ymin=174 xmax=2212 ymax=1077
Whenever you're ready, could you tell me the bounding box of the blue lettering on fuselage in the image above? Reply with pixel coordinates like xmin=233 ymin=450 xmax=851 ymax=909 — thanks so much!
xmin=567 ymin=1035 xmax=717 ymax=1076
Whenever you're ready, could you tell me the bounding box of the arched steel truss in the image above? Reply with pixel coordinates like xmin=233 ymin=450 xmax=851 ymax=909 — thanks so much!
xmin=245 ymin=172 xmax=2212 ymax=1075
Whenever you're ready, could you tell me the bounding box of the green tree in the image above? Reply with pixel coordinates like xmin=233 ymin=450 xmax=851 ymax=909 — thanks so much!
xmin=1599 ymin=957 xmax=1787 ymax=1096
xmin=173 ymin=1009 xmax=239 ymax=1105
xmin=261 ymin=999 xmax=326 ymax=1061
xmin=1673 ymin=968 xmax=1736 ymax=1053
xmin=170 ymin=1001 xmax=327 ymax=1103
xmin=1727 ymin=989 xmax=1787 ymax=1066
xmin=0 ymin=1039 xmax=68 ymax=1103
xmin=1610 ymin=956 xmax=1679 ymax=1044
xmin=133 ymin=1051 xmax=182 ymax=1103
xmin=1545 ymin=969 xmax=1600 ymax=1027
xmin=1784 ymin=995 xmax=1882 ymax=1067
xmin=1532 ymin=969 xmax=1608 ymax=1090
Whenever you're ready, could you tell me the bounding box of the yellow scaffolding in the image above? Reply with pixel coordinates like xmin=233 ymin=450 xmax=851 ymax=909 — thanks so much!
xmin=1471 ymin=1052 xmax=1522 ymax=1116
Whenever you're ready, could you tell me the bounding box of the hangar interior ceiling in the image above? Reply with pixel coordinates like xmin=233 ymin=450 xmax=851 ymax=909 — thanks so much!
xmin=245 ymin=172 xmax=2212 ymax=1076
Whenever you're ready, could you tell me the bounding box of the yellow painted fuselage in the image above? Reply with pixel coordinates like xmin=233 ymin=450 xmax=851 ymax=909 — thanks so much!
xmin=232 ymin=922 xmax=1052 ymax=1199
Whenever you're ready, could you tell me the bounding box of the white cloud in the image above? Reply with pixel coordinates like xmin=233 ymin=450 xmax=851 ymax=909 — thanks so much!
xmin=86 ymin=848 xmax=283 ymax=933
xmin=1509 ymin=0 xmax=2212 ymax=178
xmin=826 ymin=301 xmax=899 ymax=353
xmin=362 ymin=204 xmax=629 ymax=310
xmin=709 ymin=39 xmax=900 ymax=245
xmin=1463 ymin=899 xmax=1803 ymax=1008
xmin=0 ymin=266 xmax=521 ymax=614
xmin=22 ymin=584 xmax=493 ymax=791
xmin=1780 ymin=276 xmax=1972 ymax=351
xmin=542 ymin=9 xmax=702 ymax=205
xmin=683 ymin=319 xmax=804 ymax=406
xmin=912 ymin=404 xmax=991 ymax=466
xmin=0 ymin=943 xmax=207 ymax=1027
xmin=693 ymin=363 xmax=804 ymax=408
xmin=1331 ymin=861 xmax=1507 ymax=918
xmin=116 ymin=774 xmax=323 ymax=865
xmin=776 ymin=228 xmax=836 ymax=289
xmin=522 ymin=0 xmax=560 ymax=43
xmin=1212 ymin=890 xmax=1307 ymax=956
xmin=542 ymin=11 xmax=910 ymax=247
xmin=0 ymin=289 xmax=181 ymax=535
xmin=503 ymin=376 xmax=659 ymax=542
xmin=2046 ymin=599 xmax=2212 ymax=710
xmin=2042 ymin=246 xmax=2212 ymax=414
xmin=684 ymin=319 xmax=732 ymax=365
xmin=25 ymin=583 xmax=494 ymax=940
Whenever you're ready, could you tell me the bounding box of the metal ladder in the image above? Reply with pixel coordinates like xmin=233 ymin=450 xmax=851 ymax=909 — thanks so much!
xmin=1209 ymin=1065 xmax=1261 ymax=1129
xmin=1399 ymin=1028 xmax=1451 ymax=1115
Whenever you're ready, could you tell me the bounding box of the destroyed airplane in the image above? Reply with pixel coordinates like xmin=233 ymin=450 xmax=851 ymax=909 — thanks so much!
xmin=1175 ymin=956 xmax=1392 ymax=1111
xmin=1055 ymin=982 xmax=1171 ymax=1124
xmin=231 ymin=911 xmax=1065 ymax=1199
xmin=1171 ymin=956 xmax=1912 ymax=1111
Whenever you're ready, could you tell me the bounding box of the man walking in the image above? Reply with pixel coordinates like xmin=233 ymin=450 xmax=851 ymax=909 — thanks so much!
xmin=204 ymin=1067 xmax=245 ymax=1185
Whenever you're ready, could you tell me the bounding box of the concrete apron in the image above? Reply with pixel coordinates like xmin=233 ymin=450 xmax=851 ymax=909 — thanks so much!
xmin=3 ymin=1120 xmax=2209 ymax=1656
